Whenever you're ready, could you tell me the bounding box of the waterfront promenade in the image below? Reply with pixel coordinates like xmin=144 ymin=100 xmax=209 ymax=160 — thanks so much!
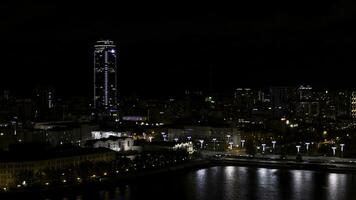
xmin=202 ymin=150 xmax=356 ymax=173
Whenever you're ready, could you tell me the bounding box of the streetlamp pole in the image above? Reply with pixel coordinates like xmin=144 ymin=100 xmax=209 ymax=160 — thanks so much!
xmin=226 ymin=134 xmax=231 ymax=143
xmin=199 ymin=140 xmax=204 ymax=149
xmin=331 ymin=146 xmax=337 ymax=156
xmin=305 ymin=142 xmax=310 ymax=153
xmin=340 ymin=144 xmax=345 ymax=157
xmin=241 ymin=139 xmax=246 ymax=148
xmin=272 ymin=141 xmax=276 ymax=149
xmin=296 ymin=145 xmax=301 ymax=154
xmin=161 ymin=132 xmax=167 ymax=141
xmin=212 ymin=138 xmax=217 ymax=151
xmin=229 ymin=142 xmax=233 ymax=150
xmin=261 ymin=143 xmax=266 ymax=154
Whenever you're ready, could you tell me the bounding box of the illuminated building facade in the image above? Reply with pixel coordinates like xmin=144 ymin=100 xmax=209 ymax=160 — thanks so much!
xmin=351 ymin=92 xmax=356 ymax=118
xmin=0 ymin=148 xmax=116 ymax=188
xmin=93 ymin=40 xmax=118 ymax=116
xmin=298 ymin=85 xmax=312 ymax=100
xmin=87 ymin=136 xmax=134 ymax=152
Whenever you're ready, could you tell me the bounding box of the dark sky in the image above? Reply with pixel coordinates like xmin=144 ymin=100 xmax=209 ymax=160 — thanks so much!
xmin=0 ymin=1 xmax=355 ymax=97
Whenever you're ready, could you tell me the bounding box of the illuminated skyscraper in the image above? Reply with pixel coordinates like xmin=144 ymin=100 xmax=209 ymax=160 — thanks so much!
xmin=351 ymin=92 xmax=356 ymax=118
xmin=93 ymin=40 xmax=118 ymax=116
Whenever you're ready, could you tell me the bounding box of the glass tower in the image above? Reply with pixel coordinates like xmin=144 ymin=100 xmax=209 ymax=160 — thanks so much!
xmin=93 ymin=40 xmax=118 ymax=115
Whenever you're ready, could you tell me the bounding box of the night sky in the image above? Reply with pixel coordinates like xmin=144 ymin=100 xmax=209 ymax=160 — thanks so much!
xmin=0 ymin=1 xmax=355 ymax=97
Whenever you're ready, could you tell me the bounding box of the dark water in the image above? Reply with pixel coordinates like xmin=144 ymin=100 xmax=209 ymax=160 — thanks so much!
xmin=43 ymin=166 xmax=356 ymax=200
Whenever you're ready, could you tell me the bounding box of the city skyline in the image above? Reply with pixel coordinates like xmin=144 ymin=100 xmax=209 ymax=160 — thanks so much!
xmin=2 ymin=2 xmax=356 ymax=199
xmin=0 ymin=0 xmax=356 ymax=200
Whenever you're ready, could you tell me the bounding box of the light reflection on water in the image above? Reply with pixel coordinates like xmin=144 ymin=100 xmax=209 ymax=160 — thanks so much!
xmin=326 ymin=173 xmax=348 ymax=200
xmin=289 ymin=170 xmax=313 ymax=200
xmin=41 ymin=166 xmax=356 ymax=200
xmin=255 ymin=167 xmax=279 ymax=200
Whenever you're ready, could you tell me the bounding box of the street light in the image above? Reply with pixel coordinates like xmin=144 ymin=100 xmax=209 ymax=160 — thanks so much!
xmin=212 ymin=138 xmax=217 ymax=150
xmin=331 ymin=146 xmax=337 ymax=156
xmin=161 ymin=132 xmax=167 ymax=141
xmin=174 ymin=138 xmax=179 ymax=143
xmin=226 ymin=134 xmax=231 ymax=143
xmin=340 ymin=144 xmax=345 ymax=157
xmin=261 ymin=143 xmax=266 ymax=153
xmin=187 ymin=136 xmax=191 ymax=141
xmin=305 ymin=142 xmax=310 ymax=152
xmin=229 ymin=141 xmax=234 ymax=150
xmin=199 ymin=139 xmax=204 ymax=149
xmin=241 ymin=139 xmax=246 ymax=148
xmin=296 ymin=145 xmax=301 ymax=154
xmin=272 ymin=141 xmax=276 ymax=149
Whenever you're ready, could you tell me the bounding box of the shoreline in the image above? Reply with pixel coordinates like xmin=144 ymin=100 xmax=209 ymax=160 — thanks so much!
xmin=0 ymin=160 xmax=211 ymax=198
xmin=2 ymin=158 xmax=356 ymax=197
xmin=209 ymin=158 xmax=356 ymax=173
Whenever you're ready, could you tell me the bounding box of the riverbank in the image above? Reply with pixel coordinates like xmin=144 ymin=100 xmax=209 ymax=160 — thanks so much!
xmin=2 ymin=157 xmax=356 ymax=198
xmin=210 ymin=158 xmax=356 ymax=173
xmin=0 ymin=159 xmax=210 ymax=198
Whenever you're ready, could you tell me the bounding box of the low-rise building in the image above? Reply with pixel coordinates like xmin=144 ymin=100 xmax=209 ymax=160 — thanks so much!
xmin=0 ymin=147 xmax=116 ymax=188
xmin=133 ymin=140 xmax=194 ymax=154
xmin=86 ymin=136 xmax=134 ymax=152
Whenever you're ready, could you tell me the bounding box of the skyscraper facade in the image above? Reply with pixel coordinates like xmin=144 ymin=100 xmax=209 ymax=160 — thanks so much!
xmin=351 ymin=92 xmax=356 ymax=118
xmin=93 ymin=40 xmax=118 ymax=116
xmin=270 ymin=87 xmax=297 ymax=118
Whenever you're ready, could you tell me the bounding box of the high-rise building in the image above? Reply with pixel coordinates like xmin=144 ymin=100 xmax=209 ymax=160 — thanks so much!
xmin=351 ymin=92 xmax=356 ymax=118
xmin=298 ymin=85 xmax=313 ymax=100
xmin=234 ymin=88 xmax=254 ymax=115
xmin=334 ymin=91 xmax=351 ymax=118
xmin=93 ymin=40 xmax=118 ymax=116
xmin=34 ymin=86 xmax=55 ymax=110
xmin=270 ymin=87 xmax=297 ymax=118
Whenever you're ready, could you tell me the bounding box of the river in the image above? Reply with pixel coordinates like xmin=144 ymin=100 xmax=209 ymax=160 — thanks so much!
xmin=35 ymin=166 xmax=356 ymax=200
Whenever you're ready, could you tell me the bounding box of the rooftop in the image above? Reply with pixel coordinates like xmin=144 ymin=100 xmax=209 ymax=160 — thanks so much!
xmin=0 ymin=144 xmax=114 ymax=162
